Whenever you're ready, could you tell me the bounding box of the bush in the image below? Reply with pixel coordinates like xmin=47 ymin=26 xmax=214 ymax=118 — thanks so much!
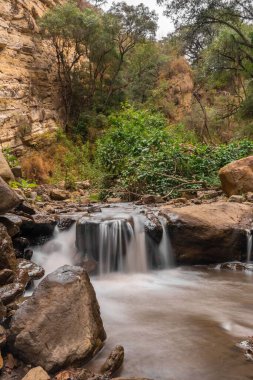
xmin=96 ymin=106 xmax=253 ymax=198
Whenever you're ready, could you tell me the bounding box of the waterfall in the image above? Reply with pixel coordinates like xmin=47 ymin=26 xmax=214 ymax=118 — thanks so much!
xmin=76 ymin=211 xmax=174 ymax=275
xmin=159 ymin=217 xmax=174 ymax=268
xmin=247 ymin=230 xmax=253 ymax=263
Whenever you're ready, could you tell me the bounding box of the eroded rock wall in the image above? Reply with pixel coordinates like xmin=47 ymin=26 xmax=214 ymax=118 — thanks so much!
xmin=0 ymin=0 xmax=65 ymax=149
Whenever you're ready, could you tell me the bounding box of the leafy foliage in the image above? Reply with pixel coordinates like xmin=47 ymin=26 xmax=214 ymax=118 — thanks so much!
xmin=96 ymin=106 xmax=253 ymax=198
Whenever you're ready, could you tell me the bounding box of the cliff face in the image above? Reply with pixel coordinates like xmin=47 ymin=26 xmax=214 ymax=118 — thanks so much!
xmin=0 ymin=0 xmax=65 ymax=149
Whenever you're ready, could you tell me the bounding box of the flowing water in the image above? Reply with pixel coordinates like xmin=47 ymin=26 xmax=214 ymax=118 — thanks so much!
xmin=31 ymin=205 xmax=253 ymax=380
xmin=247 ymin=230 xmax=253 ymax=263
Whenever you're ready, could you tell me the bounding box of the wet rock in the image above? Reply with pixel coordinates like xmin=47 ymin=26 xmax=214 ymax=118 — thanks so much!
xmin=218 ymin=262 xmax=253 ymax=272
xmin=100 ymin=345 xmax=124 ymax=376
xmin=9 ymin=266 xmax=106 ymax=373
xmin=219 ymin=156 xmax=253 ymax=196
xmin=0 ymin=269 xmax=15 ymax=286
xmin=161 ymin=202 xmax=253 ymax=265
xmin=57 ymin=218 xmax=75 ymax=232
xmin=21 ymin=367 xmax=50 ymax=380
xmin=16 ymin=259 xmax=45 ymax=281
xmin=20 ymin=214 xmax=56 ymax=242
xmin=50 ymin=189 xmax=69 ymax=201
xmin=0 ymin=283 xmax=24 ymax=305
xmin=88 ymin=206 xmax=102 ymax=214
xmin=13 ymin=237 xmax=30 ymax=258
xmin=237 ymin=338 xmax=253 ymax=361
xmin=24 ymin=249 xmax=33 ymax=260
xmin=0 ymin=177 xmax=21 ymax=214
xmin=144 ymin=213 xmax=163 ymax=244
xmin=0 ymin=151 xmax=14 ymax=182
xmin=228 ymin=195 xmax=245 ymax=203
xmin=0 ymin=223 xmax=17 ymax=270
xmin=0 ymin=214 xmax=22 ymax=237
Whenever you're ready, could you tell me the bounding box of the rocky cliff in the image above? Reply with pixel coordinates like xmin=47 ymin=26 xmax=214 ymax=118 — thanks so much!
xmin=0 ymin=0 xmax=65 ymax=149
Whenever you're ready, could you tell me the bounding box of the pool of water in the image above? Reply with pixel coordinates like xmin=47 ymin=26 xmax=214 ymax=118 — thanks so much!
xmin=88 ymin=269 xmax=253 ymax=380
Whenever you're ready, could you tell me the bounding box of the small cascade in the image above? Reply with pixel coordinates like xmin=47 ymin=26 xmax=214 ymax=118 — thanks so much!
xmin=76 ymin=209 xmax=174 ymax=275
xmin=159 ymin=217 xmax=174 ymax=268
xmin=246 ymin=230 xmax=253 ymax=263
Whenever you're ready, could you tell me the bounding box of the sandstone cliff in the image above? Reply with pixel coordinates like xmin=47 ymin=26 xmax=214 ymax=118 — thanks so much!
xmin=0 ymin=0 xmax=65 ymax=149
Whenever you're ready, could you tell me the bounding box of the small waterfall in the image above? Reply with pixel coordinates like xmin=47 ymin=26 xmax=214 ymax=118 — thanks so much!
xmin=159 ymin=217 xmax=174 ymax=268
xmin=247 ymin=230 xmax=253 ymax=263
xmin=76 ymin=211 xmax=173 ymax=275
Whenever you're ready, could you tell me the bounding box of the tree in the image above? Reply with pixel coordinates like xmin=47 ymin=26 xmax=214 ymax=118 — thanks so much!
xmin=40 ymin=2 xmax=100 ymax=127
xmin=40 ymin=1 xmax=158 ymax=131
xmin=106 ymin=2 xmax=158 ymax=103
xmin=157 ymin=0 xmax=253 ymax=66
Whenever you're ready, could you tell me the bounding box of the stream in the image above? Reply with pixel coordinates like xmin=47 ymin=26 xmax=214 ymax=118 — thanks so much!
xmin=31 ymin=204 xmax=253 ymax=380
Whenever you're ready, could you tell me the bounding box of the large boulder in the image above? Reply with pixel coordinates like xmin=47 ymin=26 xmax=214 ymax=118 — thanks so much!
xmin=0 ymin=150 xmax=14 ymax=182
xmin=161 ymin=202 xmax=252 ymax=265
xmin=0 ymin=177 xmax=21 ymax=214
xmin=219 ymin=156 xmax=253 ymax=196
xmin=9 ymin=266 xmax=106 ymax=373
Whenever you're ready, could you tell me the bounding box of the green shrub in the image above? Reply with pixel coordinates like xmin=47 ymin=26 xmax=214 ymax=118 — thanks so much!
xmin=96 ymin=106 xmax=253 ymax=198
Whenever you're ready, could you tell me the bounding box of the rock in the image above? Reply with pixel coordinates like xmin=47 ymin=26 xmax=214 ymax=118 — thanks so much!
xmin=21 ymin=367 xmax=50 ymax=380
xmin=16 ymin=259 xmax=45 ymax=281
xmin=5 ymin=353 xmax=17 ymax=370
xmin=0 ymin=269 xmax=15 ymax=286
xmin=0 ymin=283 xmax=24 ymax=305
xmin=219 ymin=156 xmax=253 ymax=196
xmin=100 ymin=345 xmax=124 ymax=376
xmin=197 ymin=190 xmax=221 ymax=200
xmin=57 ymin=218 xmax=75 ymax=232
xmin=55 ymin=368 xmax=109 ymax=380
xmin=0 ymin=223 xmax=17 ymax=270
xmin=0 ymin=326 xmax=7 ymax=348
xmin=161 ymin=202 xmax=253 ymax=265
xmin=13 ymin=237 xmax=30 ymax=258
xmin=20 ymin=214 xmax=56 ymax=242
xmin=106 ymin=198 xmax=122 ymax=204
xmin=228 ymin=195 xmax=245 ymax=203
xmin=237 ymin=337 xmax=253 ymax=361
xmin=12 ymin=167 xmax=22 ymax=179
xmin=0 ymin=214 xmax=22 ymax=237
xmin=113 ymin=378 xmax=153 ymax=380
xmin=169 ymin=197 xmax=188 ymax=205
xmin=9 ymin=266 xmax=106 ymax=373
xmin=246 ymin=192 xmax=253 ymax=202
xmin=76 ymin=180 xmax=91 ymax=190
xmin=50 ymin=189 xmax=70 ymax=201
xmin=141 ymin=194 xmax=164 ymax=205
xmin=88 ymin=206 xmax=102 ymax=214
xmin=15 ymin=201 xmax=37 ymax=215
xmin=0 ymin=302 xmax=6 ymax=320
xmin=217 ymin=262 xmax=253 ymax=272
xmin=144 ymin=213 xmax=163 ymax=244
xmin=0 ymin=151 xmax=14 ymax=182
xmin=0 ymin=177 xmax=21 ymax=214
